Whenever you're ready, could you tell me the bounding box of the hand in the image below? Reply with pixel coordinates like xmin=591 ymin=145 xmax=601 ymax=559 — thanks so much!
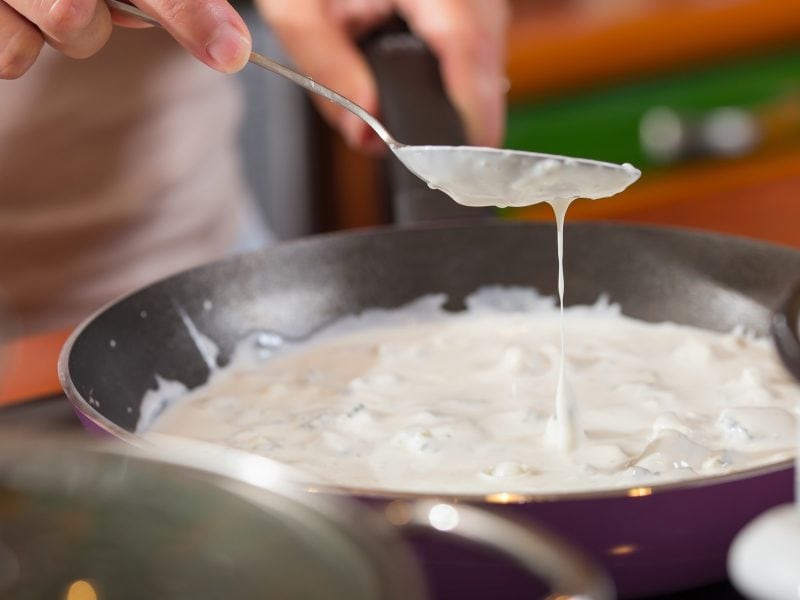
xmin=257 ymin=0 xmax=509 ymax=152
xmin=0 ymin=0 xmax=252 ymax=80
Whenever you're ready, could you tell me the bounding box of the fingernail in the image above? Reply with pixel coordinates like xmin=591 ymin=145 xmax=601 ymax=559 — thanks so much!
xmin=206 ymin=23 xmax=250 ymax=72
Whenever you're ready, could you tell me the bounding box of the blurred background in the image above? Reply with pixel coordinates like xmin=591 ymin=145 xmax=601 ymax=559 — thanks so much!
xmin=240 ymin=0 xmax=800 ymax=246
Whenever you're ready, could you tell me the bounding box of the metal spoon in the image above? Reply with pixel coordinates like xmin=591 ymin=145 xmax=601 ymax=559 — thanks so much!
xmin=107 ymin=0 xmax=640 ymax=208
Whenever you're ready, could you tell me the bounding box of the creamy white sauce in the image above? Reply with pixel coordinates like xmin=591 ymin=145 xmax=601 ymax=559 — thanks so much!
xmin=548 ymin=198 xmax=580 ymax=452
xmin=176 ymin=305 xmax=220 ymax=372
xmin=142 ymin=289 xmax=798 ymax=495
xmin=139 ymin=376 xmax=188 ymax=431
xmin=392 ymin=146 xmax=640 ymax=208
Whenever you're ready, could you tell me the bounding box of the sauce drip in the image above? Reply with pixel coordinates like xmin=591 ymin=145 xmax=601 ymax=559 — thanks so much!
xmin=547 ymin=198 xmax=580 ymax=451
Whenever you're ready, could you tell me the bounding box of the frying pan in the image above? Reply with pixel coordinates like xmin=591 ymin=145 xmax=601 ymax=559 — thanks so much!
xmin=60 ymin=220 xmax=800 ymax=598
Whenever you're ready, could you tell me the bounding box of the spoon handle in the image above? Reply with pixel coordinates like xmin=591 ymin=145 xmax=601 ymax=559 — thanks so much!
xmin=245 ymin=52 xmax=397 ymax=148
xmin=104 ymin=0 xmax=397 ymax=148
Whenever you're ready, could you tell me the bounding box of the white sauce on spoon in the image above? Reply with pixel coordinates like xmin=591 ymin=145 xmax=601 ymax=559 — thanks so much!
xmin=392 ymin=146 xmax=640 ymax=208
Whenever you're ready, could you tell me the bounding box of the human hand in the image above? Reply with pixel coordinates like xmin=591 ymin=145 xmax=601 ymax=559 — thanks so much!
xmin=0 ymin=0 xmax=252 ymax=79
xmin=256 ymin=0 xmax=509 ymax=152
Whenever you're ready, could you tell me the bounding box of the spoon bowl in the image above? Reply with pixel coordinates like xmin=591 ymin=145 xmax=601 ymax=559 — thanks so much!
xmin=393 ymin=145 xmax=641 ymax=208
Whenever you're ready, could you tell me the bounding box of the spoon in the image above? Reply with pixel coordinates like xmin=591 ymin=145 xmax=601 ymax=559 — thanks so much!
xmin=107 ymin=0 xmax=640 ymax=208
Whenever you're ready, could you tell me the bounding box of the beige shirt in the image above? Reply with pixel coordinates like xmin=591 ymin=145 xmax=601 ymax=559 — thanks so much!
xmin=0 ymin=27 xmax=253 ymax=333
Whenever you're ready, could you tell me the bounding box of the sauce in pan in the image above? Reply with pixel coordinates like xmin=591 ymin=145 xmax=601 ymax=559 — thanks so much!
xmin=142 ymin=289 xmax=798 ymax=494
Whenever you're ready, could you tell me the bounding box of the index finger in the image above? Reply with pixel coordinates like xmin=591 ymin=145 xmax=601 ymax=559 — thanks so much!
xmin=133 ymin=0 xmax=252 ymax=72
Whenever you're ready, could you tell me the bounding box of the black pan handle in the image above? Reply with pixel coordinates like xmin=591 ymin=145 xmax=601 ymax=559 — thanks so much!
xmin=361 ymin=19 xmax=495 ymax=224
xmin=773 ymin=281 xmax=800 ymax=383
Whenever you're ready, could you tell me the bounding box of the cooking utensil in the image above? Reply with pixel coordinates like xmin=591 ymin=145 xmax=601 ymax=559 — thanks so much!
xmin=0 ymin=429 xmax=426 ymax=599
xmin=59 ymin=221 xmax=800 ymax=598
xmin=12 ymin=434 xmax=611 ymax=600
xmin=105 ymin=0 xmax=640 ymax=208
xmin=0 ymin=428 xmax=612 ymax=600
